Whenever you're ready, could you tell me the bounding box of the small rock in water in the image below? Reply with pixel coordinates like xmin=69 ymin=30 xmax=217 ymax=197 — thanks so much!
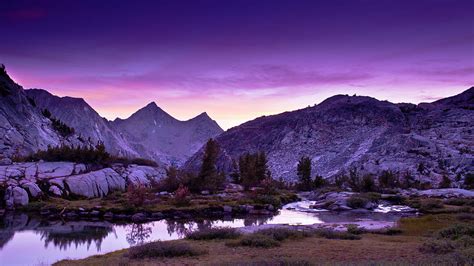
xmin=104 ymin=212 xmax=114 ymax=219
xmin=201 ymin=190 xmax=210 ymax=195
xmin=90 ymin=210 xmax=101 ymax=216
xmin=151 ymin=212 xmax=164 ymax=219
xmin=223 ymin=205 xmax=232 ymax=213
xmin=131 ymin=213 xmax=147 ymax=222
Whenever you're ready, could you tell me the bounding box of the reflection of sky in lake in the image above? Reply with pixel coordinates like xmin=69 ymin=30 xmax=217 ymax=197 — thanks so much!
xmin=0 ymin=201 xmax=411 ymax=265
xmin=0 ymin=218 xmax=270 ymax=265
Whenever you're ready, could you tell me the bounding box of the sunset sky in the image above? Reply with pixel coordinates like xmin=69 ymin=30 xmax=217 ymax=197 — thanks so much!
xmin=1 ymin=0 xmax=473 ymax=129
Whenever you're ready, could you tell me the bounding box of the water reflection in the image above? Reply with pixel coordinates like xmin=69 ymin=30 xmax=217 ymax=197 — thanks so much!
xmin=38 ymin=224 xmax=113 ymax=251
xmin=0 ymin=202 xmax=413 ymax=265
xmin=126 ymin=223 xmax=152 ymax=246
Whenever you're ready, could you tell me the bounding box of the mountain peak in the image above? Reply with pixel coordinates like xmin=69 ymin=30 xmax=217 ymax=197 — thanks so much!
xmin=144 ymin=101 xmax=158 ymax=109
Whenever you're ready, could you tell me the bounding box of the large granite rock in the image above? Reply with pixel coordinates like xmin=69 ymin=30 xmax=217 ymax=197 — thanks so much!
xmin=64 ymin=168 xmax=126 ymax=198
xmin=21 ymin=182 xmax=42 ymax=198
xmin=117 ymin=165 xmax=166 ymax=186
xmin=4 ymin=186 xmax=29 ymax=208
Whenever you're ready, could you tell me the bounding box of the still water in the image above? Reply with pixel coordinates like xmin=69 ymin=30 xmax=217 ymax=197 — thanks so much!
xmin=0 ymin=201 xmax=412 ymax=265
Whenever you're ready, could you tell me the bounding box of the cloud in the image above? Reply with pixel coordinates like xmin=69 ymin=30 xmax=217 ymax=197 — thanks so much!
xmin=412 ymin=67 xmax=474 ymax=77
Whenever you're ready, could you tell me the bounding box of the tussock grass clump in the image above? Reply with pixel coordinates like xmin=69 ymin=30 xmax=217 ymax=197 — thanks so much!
xmin=186 ymin=227 xmax=241 ymax=240
xmin=127 ymin=241 xmax=204 ymax=259
xmin=256 ymin=228 xmax=314 ymax=241
xmin=220 ymin=258 xmax=314 ymax=266
xmin=226 ymin=234 xmax=281 ymax=248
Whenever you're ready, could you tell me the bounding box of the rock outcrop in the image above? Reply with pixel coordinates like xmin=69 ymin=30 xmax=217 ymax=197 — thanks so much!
xmin=26 ymin=89 xmax=141 ymax=159
xmin=0 ymin=66 xmax=84 ymax=159
xmin=0 ymin=162 xmax=166 ymax=208
xmin=185 ymin=88 xmax=474 ymax=185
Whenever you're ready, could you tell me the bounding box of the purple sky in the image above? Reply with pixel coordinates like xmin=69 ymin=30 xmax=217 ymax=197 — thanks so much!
xmin=1 ymin=0 xmax=473 ymax=129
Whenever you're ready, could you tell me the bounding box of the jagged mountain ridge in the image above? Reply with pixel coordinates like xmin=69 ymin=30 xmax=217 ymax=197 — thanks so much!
xmin=0 ymin=68 xmax=84 ymax=159
xmin=112 ymin=102 xmax=223 ymax=165
xmin=1 ymin=68 xmax=223 ymax=166
xmin=184 ymin=87 xmax=474 ymax=185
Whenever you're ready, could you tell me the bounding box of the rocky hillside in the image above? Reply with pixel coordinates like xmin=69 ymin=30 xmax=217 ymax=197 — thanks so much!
xmin=26 ymin=89 xmax=140 ymax=159
xmin=185 ymin=88 xmax=474 ymax=185
xmin=112 ymin=102 xmax=223 ymax=165
xmin=0 ymin=66 xmax=84 ymax=160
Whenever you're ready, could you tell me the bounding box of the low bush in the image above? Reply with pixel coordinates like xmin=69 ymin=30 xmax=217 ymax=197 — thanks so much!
xmin=127 ymin=241 xmax=204 ymax=258
xmin=464 ymin=173 xmax=474 ymax=189
xmin=346 ymin=195 xmax=369 ymax=209
xmin=314 ymin=229 xmax=361 ymax=240
xmin=18 ymin=143 xmax=157 ymax=167
xmin=226 ymin=234 xmax=281 ymax=248
xmin=383 ymin=194 xmax=406 ymax=205
xmin=363 ymin=192 xmax=381 ymax=203
xmin=419 ymin=239 xmax=456 ymax=254
xmin=370 ymin=228 xmax=403 ymax=235
xmin=252 ymin=194 xmax=282 ymax=207
xmin=457 ymin=213 xmax=474 ymax=222
xmin=126 ymin=184 xmax=151 ymax=207
xmin=346 ymin=224 xmax=366 ymax=235
xmin=419 ymin=199 xmax=443 ymax=213
xmin=437 ymin=224 xmax=474 ymax=240
xmin=173 ymin=185 xmax=190 ymax=206
xmin=186 ymin=227 xmax=241 ymax=240
xmin=445 ymin=198 xmax=470 ymax=206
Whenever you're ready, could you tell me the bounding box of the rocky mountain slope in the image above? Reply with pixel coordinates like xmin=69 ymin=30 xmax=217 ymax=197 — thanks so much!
xmin=0 ymin=66 xmax=83 ymax=160
xmin=26 ymin=89 xmax=140 ymax=159
xmin=185 ymin=88 xmax=474 ymax=185
xmin=112 ymin=103 xmax=223 ymax=165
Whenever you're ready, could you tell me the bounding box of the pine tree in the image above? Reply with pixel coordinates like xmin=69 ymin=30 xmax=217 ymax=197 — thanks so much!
xmin=297 ymin=156 xmax=312 ymax=190
xmin=438 ymin=175 xmax=452 ymax=189
xmin=255 ymin=151 xmax=268 ymax=182
xmin=238 ymin=151 xmax=269 ymax=190
xmin=229 ymin=159 xmax=240 ymax=183
xmin=191 ymin=138 xmax=224 ymax=193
